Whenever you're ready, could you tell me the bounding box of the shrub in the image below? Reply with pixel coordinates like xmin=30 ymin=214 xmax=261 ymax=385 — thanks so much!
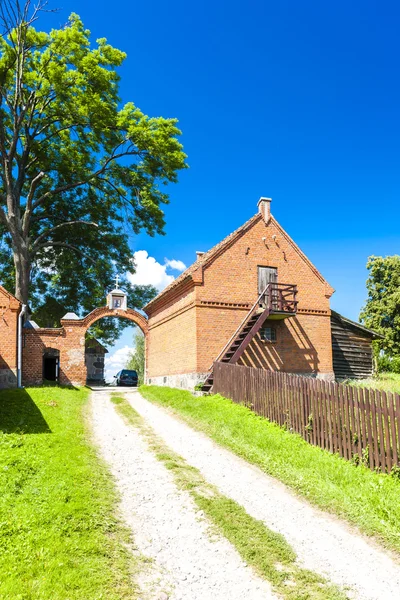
xmin=377 ymin=355 xmax=400 ymax=374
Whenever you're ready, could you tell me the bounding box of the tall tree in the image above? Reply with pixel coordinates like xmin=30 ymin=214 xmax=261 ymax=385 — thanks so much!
xmin=126 ymin=329 xmax=145 ymax=384
xmin=360 ymin=255 xmax=400 ymax=356
xmin=0 ymin=1 xmax=186 ymax=329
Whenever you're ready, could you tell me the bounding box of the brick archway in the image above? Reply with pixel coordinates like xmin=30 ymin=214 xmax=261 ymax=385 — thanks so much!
xmin=58 ymin=307 xmax=148 ymax=386
xmin=76 ymin=306 xmax=149 ymax=335
xmin=23 ymin=306 xmax=149 ymax=387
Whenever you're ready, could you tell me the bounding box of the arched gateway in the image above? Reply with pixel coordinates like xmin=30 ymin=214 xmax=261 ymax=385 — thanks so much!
xmin=22 ymin=286 xmax=148 ymax=386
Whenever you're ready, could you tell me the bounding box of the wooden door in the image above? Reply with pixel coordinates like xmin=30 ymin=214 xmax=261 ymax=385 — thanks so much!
xmin=258 ymin=267 xmax=278 ymax=307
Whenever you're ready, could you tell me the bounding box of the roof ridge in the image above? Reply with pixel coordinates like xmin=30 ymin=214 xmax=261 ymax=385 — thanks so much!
xmin=0 ymin=285 xmax=21 ymax=304
xmin=144 ymin=212 xmax=262 ymax=311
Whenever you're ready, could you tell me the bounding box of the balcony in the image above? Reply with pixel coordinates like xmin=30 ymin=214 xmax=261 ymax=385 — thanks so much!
xmin=258 ymin=283 xmax=298 ymax=319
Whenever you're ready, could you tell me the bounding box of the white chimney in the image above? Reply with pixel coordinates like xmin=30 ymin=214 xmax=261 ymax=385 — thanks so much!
xmin=196 ymin=251 xmax=205 ymax=259
xmin=257 ymin=197 xmax=272 ymax=222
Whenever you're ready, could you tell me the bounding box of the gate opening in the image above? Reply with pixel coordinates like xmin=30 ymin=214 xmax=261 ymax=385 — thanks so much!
xmin=43 ymin=349 xmax=60 ymax=382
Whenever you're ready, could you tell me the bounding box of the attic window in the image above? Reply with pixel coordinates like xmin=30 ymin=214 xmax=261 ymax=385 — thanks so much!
xmin=260 ymin=326 xmax=277 ymax=342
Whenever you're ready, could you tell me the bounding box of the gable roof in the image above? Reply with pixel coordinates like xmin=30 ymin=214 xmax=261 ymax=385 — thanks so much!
xmin=0 ymin=285 xmax=21 ymax=307
xmin=331 ymin=310 xmax=383 ymax=339
xmin=144 ymin=212 xmax=262 ymax=312
xmin=144 ymin=209 xmax=334 ymax=312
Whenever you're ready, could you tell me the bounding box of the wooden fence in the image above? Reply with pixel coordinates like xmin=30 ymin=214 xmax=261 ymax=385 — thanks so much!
xmin=213 ymin=362 xmax=400 ymax=473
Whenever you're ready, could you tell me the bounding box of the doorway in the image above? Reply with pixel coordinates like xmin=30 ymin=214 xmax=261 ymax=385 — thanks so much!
xmin=43 ymin=349 xmax=60 ymax=382
xmin=258 ymin=266 xmax=278 ymax=307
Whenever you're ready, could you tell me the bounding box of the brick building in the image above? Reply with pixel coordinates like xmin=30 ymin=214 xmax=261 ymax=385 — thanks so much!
xmin=144 ymin=198 xmax=378 ymax=389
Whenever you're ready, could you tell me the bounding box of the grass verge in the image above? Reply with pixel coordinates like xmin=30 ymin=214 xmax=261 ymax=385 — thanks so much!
xmin=0 ymin=386 xmax=137 ymax=600
xmin=139 ymin=385 xmax=400 ymax=555
xmin=111 ymin=394 xmax=348 ymax=600
xmin=348 ymin=372 xmax=400 ymax=394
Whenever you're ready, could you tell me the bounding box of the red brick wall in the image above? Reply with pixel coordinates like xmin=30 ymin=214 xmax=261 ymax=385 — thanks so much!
xmin=195 ymin=215 xmax=333 ymax=376
xmin=23 ymin=307 xmax=148 ymax=386
xmin=0 ymin=286 xmax=20 ymax=388
xmin=146 ymin=286 xmax=197 ymax=378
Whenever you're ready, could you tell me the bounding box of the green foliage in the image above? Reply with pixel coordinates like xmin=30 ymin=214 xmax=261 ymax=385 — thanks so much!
xmin=0 ymin=386 xmax=137 ymax=598
xmin=377 ymin=355 xmax=400 ymax=374
xmin=0 ymin=3 xmax=186 ymax=343
xmin=360 ymin=255 xmax=400 ymax=357
xmin=125 ymin=329 xmax=145 ymax=384
xmin=141 ymin=385 xmax=400 ymax=555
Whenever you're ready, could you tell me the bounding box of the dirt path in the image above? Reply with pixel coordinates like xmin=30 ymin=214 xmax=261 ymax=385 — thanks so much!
xmin=91 ymin=389 xmax=277 ymax=600
xmin=122 ymin=389 xmax=400 ymax=600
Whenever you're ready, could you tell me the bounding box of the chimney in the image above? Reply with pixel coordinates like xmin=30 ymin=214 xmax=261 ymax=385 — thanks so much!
xmin=258 ymin=197 xmax=272 ymax=222
xmin=196 ymin=251 xmax=205 ymax=259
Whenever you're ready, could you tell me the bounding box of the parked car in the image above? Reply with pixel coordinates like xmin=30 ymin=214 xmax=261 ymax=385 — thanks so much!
xmin=114 ymin=369 xmax=138 ymax=387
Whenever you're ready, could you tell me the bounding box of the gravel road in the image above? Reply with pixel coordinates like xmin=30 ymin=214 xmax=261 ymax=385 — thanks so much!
xmin=91 ymin=389 xmax=277 ymax=600
xmin=122 ymin=389 xmax=400 ymax=600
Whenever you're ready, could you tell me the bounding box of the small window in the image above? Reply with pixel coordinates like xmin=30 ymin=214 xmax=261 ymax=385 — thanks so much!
xmin=260 ymin=326 xmax=277 ymax=342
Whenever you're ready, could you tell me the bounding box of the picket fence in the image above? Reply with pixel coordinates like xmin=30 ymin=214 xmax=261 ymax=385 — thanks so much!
xmin=212 ymin=362 xmax=400 ymax=472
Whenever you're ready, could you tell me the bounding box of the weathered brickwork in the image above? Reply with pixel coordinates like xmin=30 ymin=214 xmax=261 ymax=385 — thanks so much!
xmin=0 ymin=286 xmax=20 ymax=388
xmin=145 ymin=200 xmax=335 ymax=387
xmin=21 ymin=307 xmax=148 ymax=387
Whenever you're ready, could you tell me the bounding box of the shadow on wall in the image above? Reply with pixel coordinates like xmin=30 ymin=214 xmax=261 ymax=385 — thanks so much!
xmin=240 ymin=317 xmax=319 ymax=374
xmin=0 ymin=387 xmax=51 ymax=434
xmin=0 ymin=356 xmax=17 ymax=389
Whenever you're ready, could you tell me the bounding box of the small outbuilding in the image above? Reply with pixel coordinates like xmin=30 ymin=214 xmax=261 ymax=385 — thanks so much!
xmin=331 ymin=311 xmax=381 ymax=380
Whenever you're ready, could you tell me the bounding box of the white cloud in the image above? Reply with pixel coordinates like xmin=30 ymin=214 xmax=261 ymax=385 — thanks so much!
xmin=165 ymin=258 xmax=186 ymax=271
xmin=104 ymin=345 xmax=134 ymax=382
xmin=128 ymin=250 xmax=186 ymax=291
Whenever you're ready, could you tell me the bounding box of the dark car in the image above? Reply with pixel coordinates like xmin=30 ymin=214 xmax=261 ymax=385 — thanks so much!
xmin=114 ymin=369 xmax=138 ymax=387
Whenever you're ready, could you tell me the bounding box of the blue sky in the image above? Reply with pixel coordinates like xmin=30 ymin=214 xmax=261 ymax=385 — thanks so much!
xmin=41 ymin=1 xmax=400 ymax=370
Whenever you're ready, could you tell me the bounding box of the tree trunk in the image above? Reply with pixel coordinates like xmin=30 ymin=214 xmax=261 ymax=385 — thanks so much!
xmin=12 ymin=240 xmax=30 ymax=306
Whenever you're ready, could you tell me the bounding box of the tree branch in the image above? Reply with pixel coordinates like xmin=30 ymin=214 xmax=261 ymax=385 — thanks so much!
xmin=31 ymin=149 xmax=140 ymax=210
xmin=21 ymin=169 xmax=45 ymax=235
xmin=31 ymin=220 xmax=99 ymax=249
xmin=32 ymin=241 xmax=97 ymax=264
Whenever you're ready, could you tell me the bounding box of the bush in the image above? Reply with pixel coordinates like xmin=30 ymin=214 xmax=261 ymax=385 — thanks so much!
xmin=377 ymin=355 xmax=400 ymax=374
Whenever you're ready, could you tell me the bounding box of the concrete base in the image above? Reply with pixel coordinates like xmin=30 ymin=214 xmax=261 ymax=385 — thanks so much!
xmin=293 ymin=372 xmax=335 ymax=382
xmin=146 ymin=372 xmax=209 ymax=391
xmin=316 ymin=372 xmax=335 ymax=382
xmin=0 ymin=368 xmax=17 ymax=389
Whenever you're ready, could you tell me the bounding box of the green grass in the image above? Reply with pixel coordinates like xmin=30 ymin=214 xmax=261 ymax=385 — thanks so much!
xmin=140 ymin=385 xmax=400 ymax=555
xmin=111 ymin=394 xmax=348 ymax=600
xmin=0 ymin=386 xmax=137 ymax=600
xmin=348 ymin=372 xmax=400 ymax=394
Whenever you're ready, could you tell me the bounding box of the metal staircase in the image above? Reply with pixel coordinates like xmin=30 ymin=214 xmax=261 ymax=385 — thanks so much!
xmin=202 ymin=282 xmax=298 ymax=392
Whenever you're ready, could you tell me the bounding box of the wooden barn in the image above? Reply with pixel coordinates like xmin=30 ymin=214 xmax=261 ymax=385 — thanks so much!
xmin=331 ymin=311 xmax=381 ymax=380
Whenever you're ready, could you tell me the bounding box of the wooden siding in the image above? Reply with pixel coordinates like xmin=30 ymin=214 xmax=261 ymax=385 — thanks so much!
xmin=331 ymin=313 xmax=374 ymax=380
